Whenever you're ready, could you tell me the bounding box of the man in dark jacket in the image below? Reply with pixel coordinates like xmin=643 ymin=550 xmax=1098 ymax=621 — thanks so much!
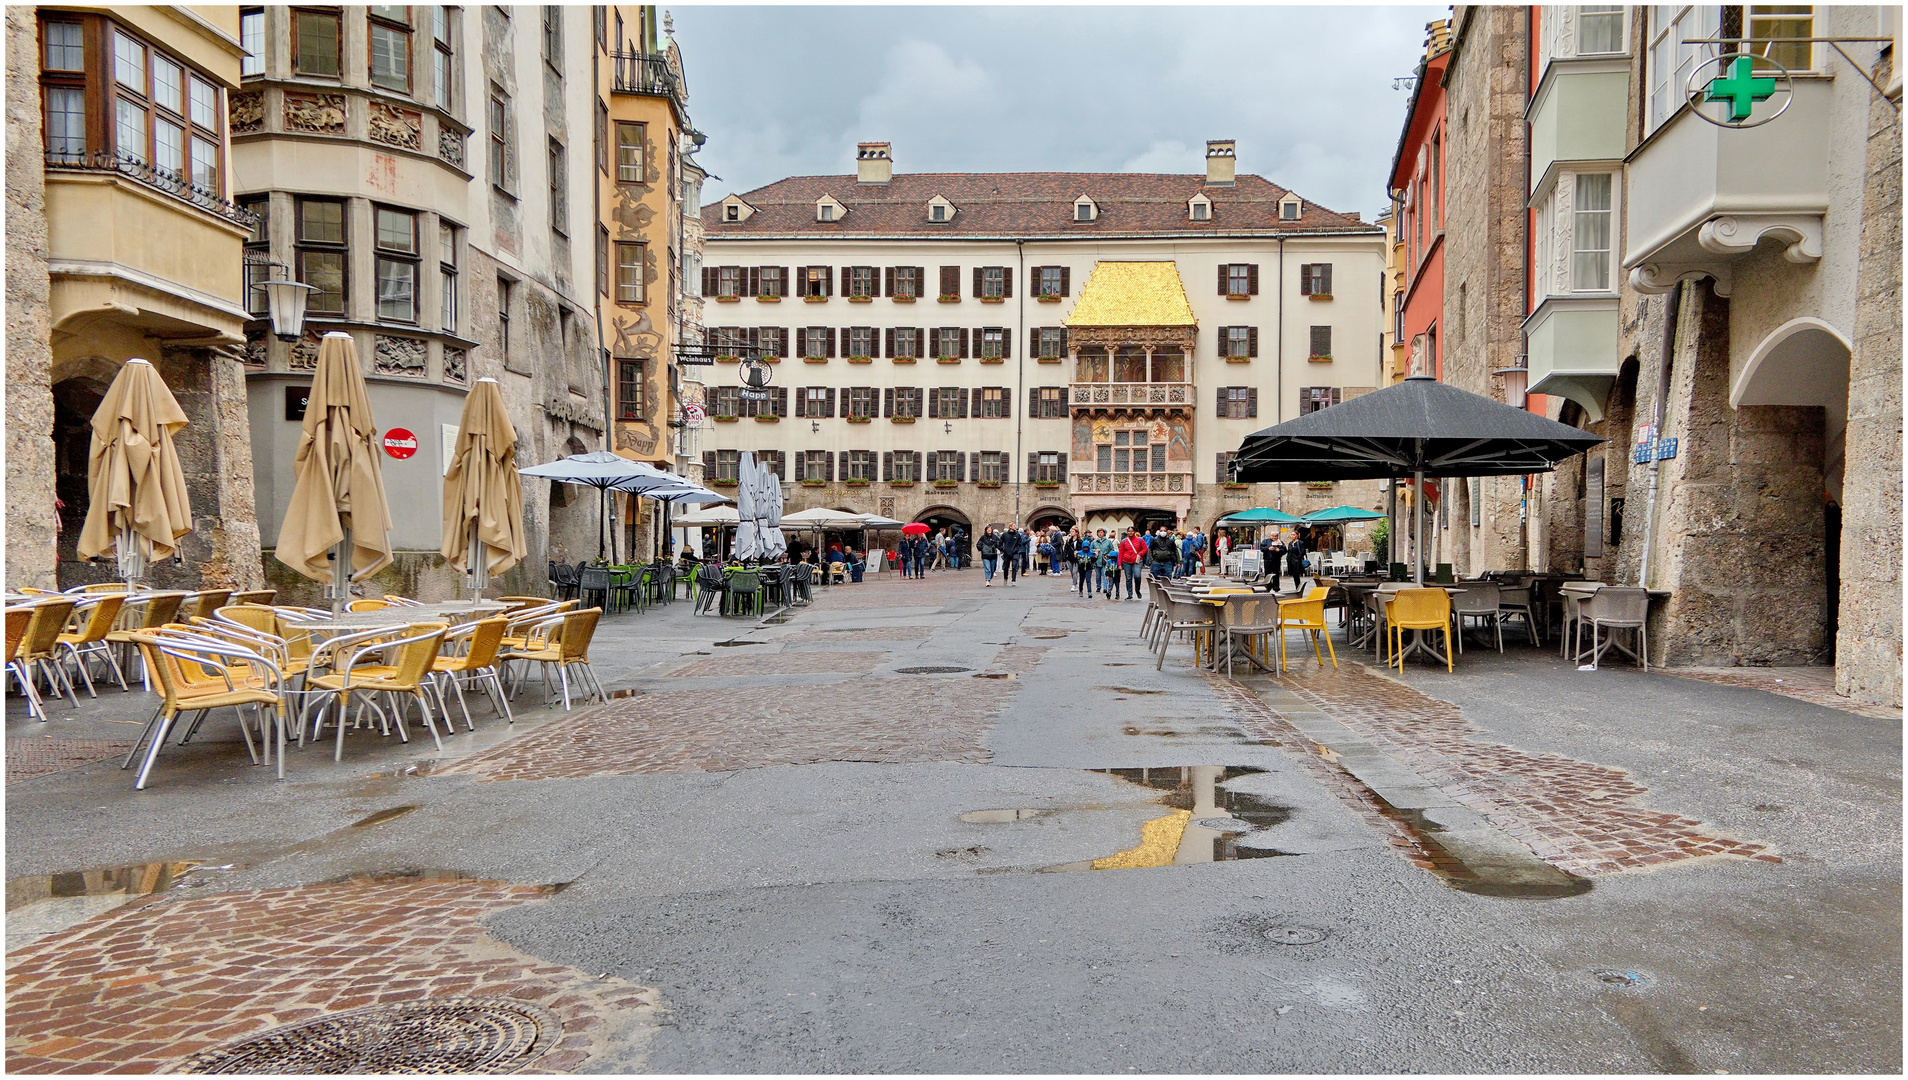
xmin=976 ymin=527 xmax=1001 ymax=586
xmin=1148 ymin=527 xmax=1176 ymax=581
xmin=998 ymin=525 xmax=1025 ymax=586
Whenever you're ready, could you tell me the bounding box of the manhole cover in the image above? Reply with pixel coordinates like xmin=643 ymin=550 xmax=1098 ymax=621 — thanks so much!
xmin=1591 ymin=968 xmax=1652 ymax=989
xmin=1195 ymin=817 xmax=1255 ymax=833
xmin=896 ymin=666 xmax=972 ymax=675
xmin=179 ymin=997 xmax=561 ymax=1074
xmin=1264 ymin=925 xmax=1328 ymax=945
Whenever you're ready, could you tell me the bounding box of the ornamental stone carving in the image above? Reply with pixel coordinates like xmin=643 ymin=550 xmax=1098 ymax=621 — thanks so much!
xmin=289 ymin=330 xmax=322 ymax=370
xmin=241 ymin=331 xmax=268 ymax=369
xmin=439 ymin=128 xmax=465 ymax=169
xmin=369 ymin=102 xmax=422 ymax=151
xmin=284 ymin=92 xmax=345 ymax=135
xmin=229 ymin=91 xmax=265 ymax=134
xmin=373 ymin=335 xmax=427 ymax=377
xmin=443 ymin=347 xmax=468 ymax=384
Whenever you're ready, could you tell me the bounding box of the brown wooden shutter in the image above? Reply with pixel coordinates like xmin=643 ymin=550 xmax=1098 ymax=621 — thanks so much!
xmin=1248 ymin=326 xmax=1259 ymax=358
xmin=777 ymin=329 xmax=789 ymax=358
xmin=999 ymin=386 xmax=1010 ymax=418
xmin=702 ymin=267 xmax=715 ymax=296
xmin=928 ymin=388 xmax=941 ymax=418
xmin=746 ymin=267 xmax=761 ymax=296
xmin=1248 ymin=387 xmax=1259 ymax=417
xmin=1311 ymin=325 xmax=1330 ymax=356
xmin=795 ymin=389 xmax=807 ymax=418
xmin=883 ymin=387 xmax=894 ymax=417
xmin=703 ymin=450 xmax=715 ymax=476
xmin=941 ymin=266 xmax=958 ymax=297
xmin=1217 ymin=386 xmax=1227 ymax=415
xmin=1028 ymin=452 xmax=1037 ymax=480
xmin=884 ymin=266 xmax=894 ymax=297
xmin=826 ymin=387 xmax=836 ymax=417
xmin=826 ymin=328 xmax=836 ymax=357
xmin=1057 ymin=452 xmax=1066 ymax=479
xmin=1001 ymin=328 xmax=1011 ymax=359
xmin=913 ymin=268 xmax=925 ymax=295
xmin=1002 ymin=267 xmax=1012 ymax=298
xmin=1060 ymin=327 xmax=1069 ymax=354
xmin=1321 ymin=264 xmax=1332 ymax=295
xmin=882 ymin=450 xmax=893 ymax=481
xmin=1217 ymin=452 xmax=1229 ymax=482
xmin=775 ymin=387 xmax=788 ymax=416
xmin=959 ymin=328 xmax=969 ymax=358
xmin=1299 ymin=265 xmax=1312 ymax=296
xmin=1218 ymin=264 xmax=1228 ymax=295
xmin=884 ymin=327 xmax=894 ymax=358
xmin=1248 ymin=263 xmax=1260 ymax=295
xmin=1060 ymin=266 xmax=1070 ymax=296
xmin=927 ymin=329 xmax=940 ymax=359
xmin=1028 ymin=386 xmax=1038 ymax=415
xmin=794 ymin=269 xmax=807 ymax=298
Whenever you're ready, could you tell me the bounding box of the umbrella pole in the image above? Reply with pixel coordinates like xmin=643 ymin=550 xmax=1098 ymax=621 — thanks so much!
xmin=117 ymin=522 xmax=145 ymax=591
xmin=598 ymin=486 xmax=608 ymax=563
xmin=468 ymin=522 xmax=489 ymax=601
xmin=330 ymin=524 xmax=353 ymax=617
xmin=1413 ymin=470 xmax=1425 ymax=586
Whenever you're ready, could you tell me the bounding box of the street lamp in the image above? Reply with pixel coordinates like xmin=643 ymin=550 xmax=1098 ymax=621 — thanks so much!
xmin=246 ymin=256 xmax=318 ymax=342
xmin=1494 ymin=359 xmax=1529 ymax=410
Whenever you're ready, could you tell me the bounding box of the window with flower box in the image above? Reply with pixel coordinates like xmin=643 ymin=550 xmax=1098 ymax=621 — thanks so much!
xmin=886 ymin=265 xmax=923 ymax=299
xmin=711 ymin=448 xmax=741 ymax=482
xmin=1031 ymin=386 xmax=1066 ymax=418
xmin=1309 ymin=325 xmax=1332 ymax=359
xmin=1219 ymin=263 xmax=1258 ymax=297
xmin=1299 ymin=263 xmax=1333 ymax=297
xmin=798 ymin=326 xmax=834 ymax=358
xmin=1034 ymin=326 xmax=1069 ymax=360
xmin=845 ymin=326 xmax=875 ymax=358
xmin=884 ymin=450 xmax=920 ymax=482
xmin=796 ymin=387 xmax=834 ymax=417
xmin=846 ymin=266 xmax=877 ymax=298
xmin=884 ymin=386 xmax=923 ymax=418
xmin=977 ymin=451 xmax=1007 ymax=483
xmin=756 ymin=327 xmax=786 ymax=358
xmin=978 ymin=327 xmax=1008 ymax=359
xmin=977 ymin=387 xmax=1010 ymax=418
xmin=1220 ymin=326 xmax=1258 ymax=359
xmin=929 ymin=387 xmax=965 ymax=418
xmin=886 ymin=326 xmax=921 ymax=360
xmin=1030 ymin=452 xmax=1067 ymax=484
xmin=1217 ymin=386 xmax=1258 ymax=419
xmin=931 ymin=451 xmax=965 ymax=483
xmin=974 ymin=266 xmax=1011 ymax=299
xmin=1299 ymin=386 xmax=1342 ymax=415
xmin=930 ymin=327 xmax=965 ymax=360
xmin=845 ymin=387 xmax=877 ymax=419
xmin=796 ymin=265 xmax=833 ymax=297
xmin=708 ymin=386 xmax=741 ymax=418
xmin=1034 ymin=266 xmax=1070 ymax=297
xmin=801 ymin=450 xmax=832 ymax=482
xmin=846 ymin=450 xmax=877 ymax=480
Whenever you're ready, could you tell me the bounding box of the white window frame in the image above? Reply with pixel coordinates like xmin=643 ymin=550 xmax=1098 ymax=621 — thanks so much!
xmin=1534 ymin=167 xmax=1621 ymax=298
xmin=1647 ymin=6 xmax=1722 ymax=133
xmin=1748 ymin=5 xmax=1816 ymax=74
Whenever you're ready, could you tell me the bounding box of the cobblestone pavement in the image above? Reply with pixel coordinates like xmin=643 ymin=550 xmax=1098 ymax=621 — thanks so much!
xmin=666 ymin=650 xmax=888 ymax=678
xmin=1667 ymin=666 xmax=1902 ymax=720
xmin=7 ymin=738 xmax=135 ymax=784
xmin=1237 ymin=660 xmax=1777 ymax=876
xmin=4 ymin=876 xmax=657 ymax=1074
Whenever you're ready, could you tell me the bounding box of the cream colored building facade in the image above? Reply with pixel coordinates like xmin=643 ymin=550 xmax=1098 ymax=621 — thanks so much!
xmin=698 ymin=142 xmax=1388 ymax=541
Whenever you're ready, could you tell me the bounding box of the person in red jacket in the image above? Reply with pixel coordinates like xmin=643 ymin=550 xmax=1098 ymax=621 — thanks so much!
xmin=1117 ymin=527 xmax=1150 ymax=600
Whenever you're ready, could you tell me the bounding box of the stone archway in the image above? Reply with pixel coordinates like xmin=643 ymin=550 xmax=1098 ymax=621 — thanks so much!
xmin=915 ymin=505 xmax=971 ymax=565
xmin=51 ymin=373 xmax=112 ymax=571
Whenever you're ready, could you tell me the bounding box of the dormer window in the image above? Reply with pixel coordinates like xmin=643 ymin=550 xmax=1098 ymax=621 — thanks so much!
xmin=815 ymin=194 xmax=845 ymax=222
xmin=1279 ymin=195 xmax=1302 ymax=221
xmin=927 ymin=194 xmax=955 ymax=223
xmin=820 ymin=205 xmax=833 ymax=221
xmin=720 ymin=194 xmax=756 ymax=223
xmin=725 ymin=205 xmax=739 ymax=222
xmin=931 ymin=205 xmax=946 ymax=222
xmin=1074 ymin=195 xmax=1098 ymax=222
xmin=1189 ymin=194 xmax=1212 ymax=222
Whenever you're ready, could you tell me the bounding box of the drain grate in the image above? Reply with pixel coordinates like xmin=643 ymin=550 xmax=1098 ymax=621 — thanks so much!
xmin=1263 ymin=925 xmax=1328 ymax=945
xmin=179 ymin=997 xmax=560 ymax=1074
xmin=895 ymin=666 xmax=972 ymax=675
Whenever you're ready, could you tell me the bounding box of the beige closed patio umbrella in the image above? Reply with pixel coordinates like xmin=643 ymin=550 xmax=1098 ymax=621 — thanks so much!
xmin=75 ymin=358 xmax=193 ymax=584
xmin=275 ymin=332 xmax=393 ymax=612
xmin=441 ymin=377 xmax=525 ymax=596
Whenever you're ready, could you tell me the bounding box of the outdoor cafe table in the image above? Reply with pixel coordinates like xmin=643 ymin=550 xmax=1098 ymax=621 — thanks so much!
xmin=1193 ymin=589 xmax=1281 ymax=675
xmin=1557 ymin=581 xmax=1671 ymax=664
xmin=290 ymin=600 xmax=509 ymax=636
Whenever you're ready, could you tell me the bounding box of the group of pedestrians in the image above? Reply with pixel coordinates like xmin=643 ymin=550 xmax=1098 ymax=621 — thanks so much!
xmin=895 ymin=526 xmax=966 ymax=579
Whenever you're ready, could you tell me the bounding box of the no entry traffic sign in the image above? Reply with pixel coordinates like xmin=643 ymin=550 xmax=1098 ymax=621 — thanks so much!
xmin=382 ymin=427 xmax=419 ymax=459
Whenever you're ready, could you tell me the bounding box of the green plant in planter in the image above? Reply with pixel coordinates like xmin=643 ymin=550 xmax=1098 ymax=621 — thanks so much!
xmin=1371 ymin=518 xmax=1389 ymax=564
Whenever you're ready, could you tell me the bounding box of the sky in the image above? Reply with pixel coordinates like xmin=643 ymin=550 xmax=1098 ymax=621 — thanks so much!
xmin=668 ymin=5 xmax=1447 ymax=222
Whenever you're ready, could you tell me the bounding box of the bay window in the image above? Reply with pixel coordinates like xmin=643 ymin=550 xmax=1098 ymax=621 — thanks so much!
xmin=369 ymin=7 xmax=412 ymax=92
xmin=1572 ymin=173 xmax=1613 ymax=291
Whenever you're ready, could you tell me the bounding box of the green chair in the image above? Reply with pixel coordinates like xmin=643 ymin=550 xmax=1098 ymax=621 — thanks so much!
xmin=725 ymin=569 xmax=761 ymax=617
xmin=1434 ymin=563 xmax=1455 ymax=585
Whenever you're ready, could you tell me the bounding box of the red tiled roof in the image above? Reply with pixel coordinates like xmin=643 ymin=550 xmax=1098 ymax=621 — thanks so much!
xmin=701 ymin=172 xmax=1378 ymax=238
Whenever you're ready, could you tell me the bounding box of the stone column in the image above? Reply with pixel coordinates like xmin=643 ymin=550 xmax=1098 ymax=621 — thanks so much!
xmin=5 ymin=9 xmax=57 ymax=589
xmin=1836 ymin=50 xmax=1903 ymax=706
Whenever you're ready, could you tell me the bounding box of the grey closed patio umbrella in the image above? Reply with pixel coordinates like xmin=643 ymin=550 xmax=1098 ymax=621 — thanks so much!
xmin=1231 ymin=375 xmax=1605 ymax=583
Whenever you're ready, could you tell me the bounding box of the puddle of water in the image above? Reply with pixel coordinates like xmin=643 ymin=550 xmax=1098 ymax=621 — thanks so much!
xmin=1380 ymin=804 xmax=1594 ymax=899
xmin=714 ymin=639 xmax=765 ymax=647
xmin=1045 ymin=768 xmax=1290 ymax=872
xmin=351 ymin=804 xmax=421 ymax=828
xmin=6 ymin=861 xmax=202 ymax=912
xmin=1103 ymin=663 xmax=1136 ymax=667
xmin=960 ymin=808 xmax=1056 ymax=824
xmin=896 ymin=666 xmax=973 ymax=675
xmin=1100 ymin=686 xmax=1165 ymax=695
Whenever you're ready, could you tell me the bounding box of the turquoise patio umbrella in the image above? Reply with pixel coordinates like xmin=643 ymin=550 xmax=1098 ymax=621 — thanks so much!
xmin=1302 ymin=505 xmax=1387 ymax=523
xmin=1216 ymin=506 xmax=1304 ymax=525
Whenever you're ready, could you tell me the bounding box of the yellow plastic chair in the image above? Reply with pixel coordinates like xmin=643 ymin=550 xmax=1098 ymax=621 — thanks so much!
xmin=304 ymin=625 xmax=449 ymax=760
xmin=182 ymin=590 xmax=235 ymax=621
xmin=382 ymin=595 xmax=427 ymax=607
xmin=503 ymin=608 xmax=605 ymax=709
xmin=6 ymin=607 xmax=44 ymax=721
xmin=1387 ymin=588 xmax=1452 ymax=672
xmin=16 ymin=598 xmax=79 ymax=709
xmin=347 ymin=599 xmax=391 ymax=612
xmin=56 ymin=593 xmax=128 ymax=695
xmin=104 ymin=592 xmax=188 ymax=691
xmin=1276 ymin=586 xmax=1339 ymax=671
xmin=430 ymin=617 xmax=514 ymax=729
xmin=123 ymin=633 xmax=286 ymax=789
xmin=215 ymin=603 xmax=282 ymax=637
xmin=228 ymin=589 xmax=278 ymax=607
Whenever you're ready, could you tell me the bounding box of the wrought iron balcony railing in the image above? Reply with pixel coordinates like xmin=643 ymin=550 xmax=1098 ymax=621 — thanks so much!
xmin=611 ymin=51 xmax=684 ymax=108
xmin=44 ymin=151 xmax=258 ymax=229
xmin=1068 ymin=382 xmax=1194 ymax=407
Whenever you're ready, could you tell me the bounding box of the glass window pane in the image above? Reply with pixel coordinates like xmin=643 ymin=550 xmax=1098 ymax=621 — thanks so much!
xmin=189 ymin=77 xmax=217 ymax=129
xmin=434 ymin=48 xmax=450 ymax=109
xmin=377 ymin=257 xmax=416 ymax=320
xmin=376 ymin=208 xmax=415 ymax=251
xmin=441 ymin=267 xmax=456 ymax=329
xmin=1573 ymin=173 xmax=1612 ymax=291
xmin=114 ymin=32 xmax=145 ymax=90
xmin=241 ymin=11 xmax=264 ymax=76
xmin=44 ymin=22 xmax=84 ymax=71
xmin=294 ymin=11 xmax=340 ymax=76
xmin=115 ymin=99 xmax=147 ymax=163
xmin=152 ymin=54 xmax=183 ymax=114
xmin=190 ymin=135 xmax=217 ymax=190
xmin=616 ymin=124 xmax=643 ymax=182
xmin=439 ymin=223 xmax=455 ymax=265
xmin=300 ymin=250 xmax=345 ymax=312
xmin=45 ymin=88 xmax=86 ymax=157
xmin=1152 ymin=445 xmax=1167 ymax=472
xmin=299 ymin=199 xmax=343 ymax=243
xmin=370 ymin=25 xmax=410 ymax=90
xmin=433 ymin=6 xmax=449 ymax=44
xmin=1579 ymin=5 xmax=1624 ymax=53
xmin=153 ymin=118 xmax=183 ymax=175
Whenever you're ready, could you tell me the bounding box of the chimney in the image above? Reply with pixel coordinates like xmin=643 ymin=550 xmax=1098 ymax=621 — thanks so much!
xmin=1205 ymin=140 xmax=1236 ymax=186
xmin=856 ymin=142 xmax=892 ymax=185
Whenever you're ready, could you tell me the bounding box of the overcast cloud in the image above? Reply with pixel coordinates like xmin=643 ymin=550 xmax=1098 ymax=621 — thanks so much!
xmin=669 ymin=5 xmax=1445 ymax=221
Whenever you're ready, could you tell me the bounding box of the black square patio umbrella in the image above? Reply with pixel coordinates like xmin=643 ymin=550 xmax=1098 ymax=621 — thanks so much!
xmin=1230 ymin=375 xmax=1606 ymax=584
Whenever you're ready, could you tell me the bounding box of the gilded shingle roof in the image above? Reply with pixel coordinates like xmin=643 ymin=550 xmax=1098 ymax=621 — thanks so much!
xmin=702 ymin=172 xmax=1377 ymax=238
xmin=1066 ymin=262 xmax=1198 ymax=328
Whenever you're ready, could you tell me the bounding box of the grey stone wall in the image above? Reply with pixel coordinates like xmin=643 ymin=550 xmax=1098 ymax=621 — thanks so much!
xmin=1836 ymin=51 xmax=1903 ymax=706
xmin=1637 ymin=284 xmax=1829 ymax=667
xmin=1439 ymin=5 xmax=1530 ymax=575
xmin=6 ymin=8 xmax=57 ymax=590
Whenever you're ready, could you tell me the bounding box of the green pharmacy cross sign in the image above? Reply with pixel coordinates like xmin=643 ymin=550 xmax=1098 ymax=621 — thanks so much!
xmin=1704 ymin=54 xmax=1778 ymax=122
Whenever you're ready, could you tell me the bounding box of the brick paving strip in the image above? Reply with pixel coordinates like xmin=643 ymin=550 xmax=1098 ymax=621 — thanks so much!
xmin=439 ymin=646 xmax=1049 ymax=782
xmin=1207 ymin=662 xmax=1776 ymax=877
xmin=4 ymin=877 xmax=658 ymax=1074
xmin=7 ymin=738 xmax=136 ymax=784
xmin=1666 ymin=667 xmax=1901 ymax=720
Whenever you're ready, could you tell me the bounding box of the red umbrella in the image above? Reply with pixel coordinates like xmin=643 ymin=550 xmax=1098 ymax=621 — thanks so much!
xmin=901 ymin=522 xmax=930 ymax=536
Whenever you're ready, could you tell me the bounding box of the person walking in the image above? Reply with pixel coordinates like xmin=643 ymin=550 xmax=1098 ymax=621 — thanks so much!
xmin=999 ymin=524 xmax=1025 ymax=586
xmin=1117 ymin=527 xmax=1148 ymax=600
xmin=1148 ymin=527 xmax=1175 ymax=582
xmin=1284 ymin=535 xmax=1307 ymax=593
xmin=1180 ymin=528 xmax=1202 ymax=579
xmin=977 ymin=526 xmax=1001 ymax=586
